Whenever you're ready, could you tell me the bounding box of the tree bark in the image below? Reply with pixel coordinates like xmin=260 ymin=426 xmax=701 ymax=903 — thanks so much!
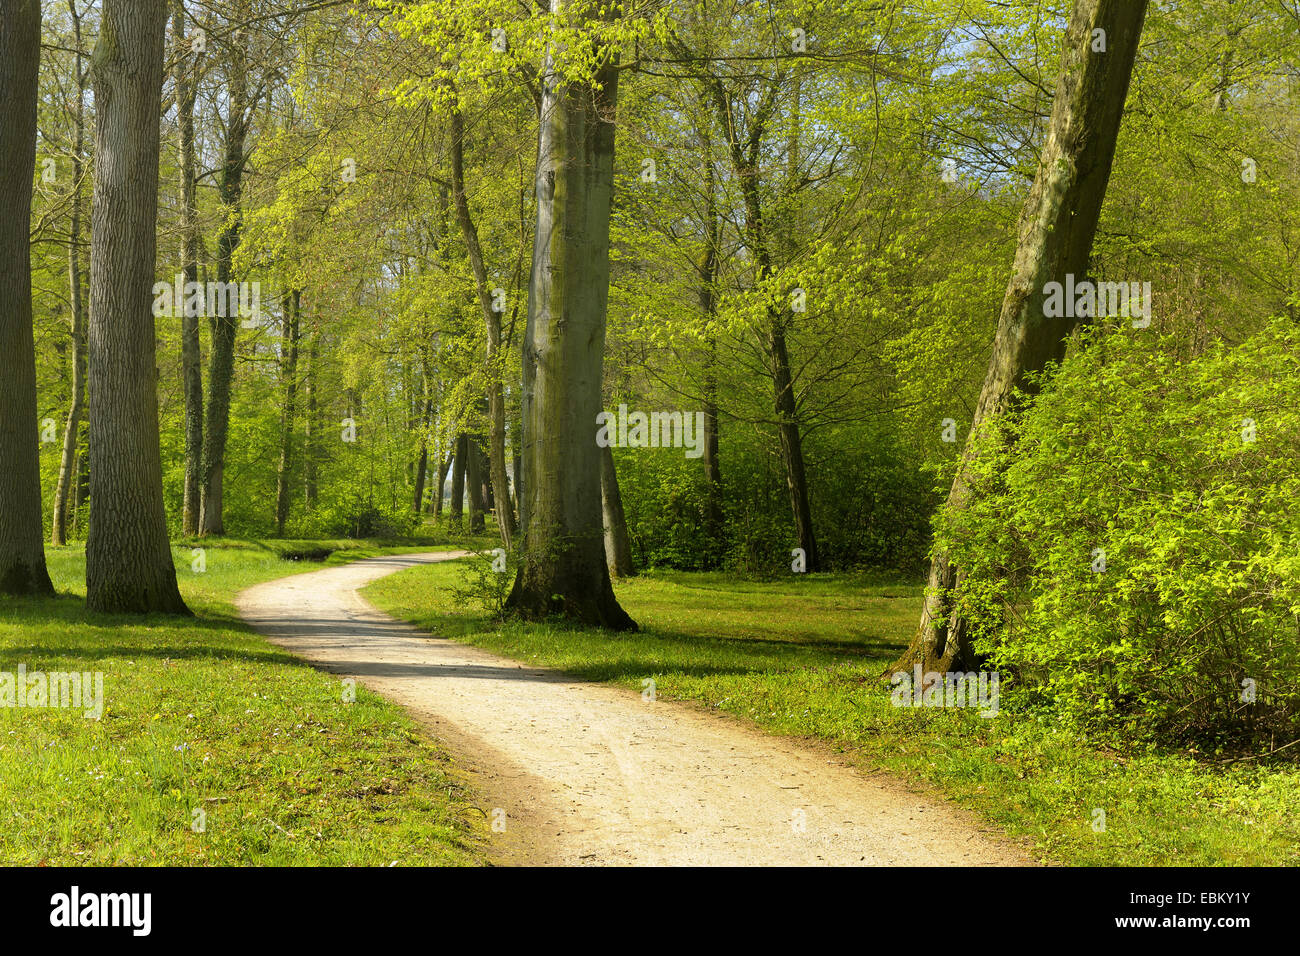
xmin=172 ymin=0 xmax=203 ymax=537
xmin=303 ymin=324 xmax=319 ymax=511
xmin=448 ymin=88 xmax=517 ymax=547
xmin=449 ymin=432 xmax=467 ymax=530
xmin=86 ymin=0 xmax=189 ymax=614
xmin=51 ymin=0 xmax=89 ymax=548
xmin=505 ymin=3 xmax=635 ymax=630
xmin=274 ymin=290 xmax=300 ymax=536
xmin=465 ymin=438 xmax=486 ymax=533
xmin=895 ymin=0 xmax=1148 ymax=675
xmin=0 ymin=0 xmax=54 ymax=594
xmin=199 ymin=4 xmax=250 ymax=536
xmin=600 ymin=443 xmax=636 ymax=577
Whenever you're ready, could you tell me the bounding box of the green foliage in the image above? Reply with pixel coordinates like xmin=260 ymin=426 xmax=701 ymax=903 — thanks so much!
xmin=943 ymin=320 xmax=1300 ymax=749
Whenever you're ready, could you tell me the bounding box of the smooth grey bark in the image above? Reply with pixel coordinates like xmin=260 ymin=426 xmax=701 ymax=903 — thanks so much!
xmin=505 ymin=4 xmax=635 ymax=630
xmin=0 ymin=0 xmax=54 ymax=594
xmin=173 ymin=0 xmax=204 ymax=536
xmin=51 ymin=0 xmax=89 ymax=548
xmin=599 ymin=443 xmax=635 ymax=578
xmin=86 ymin=0 xmax=189 ymax=614
xmin=897 ymin=0 xmax=1148 ymax=674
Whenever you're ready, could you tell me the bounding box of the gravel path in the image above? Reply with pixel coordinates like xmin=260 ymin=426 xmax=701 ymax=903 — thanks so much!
xmin=236 ymin=551 xmax=1031 ymax=866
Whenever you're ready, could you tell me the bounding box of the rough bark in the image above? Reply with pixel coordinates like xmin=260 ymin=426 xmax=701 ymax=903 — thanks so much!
xmin=86 ymin=0 xmax=189 ymax=614
xmin=895 ymin=0 xmax=1148 ymax=675
xmin=274 ymin=290 xmax=300 ymax=536
xmin=173 ymin=0 xmax=203 ymax=536
xmin=0 ymin=0 xmax=54 ymax=594
xmin=199 ymin=6 xmax=250 ymax=536
xmin=505 ymin=4 xmax=635 ymax=630
xmin=600 ymin=443 xmax=636 ymax=577
xmin=448 ymin=88 xmax=516 ymax=546
xmin=51 ymin=0 xmax=89 ymax=548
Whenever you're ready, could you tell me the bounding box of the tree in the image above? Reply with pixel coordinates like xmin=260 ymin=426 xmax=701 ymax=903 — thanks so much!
xmin=506 ymin=1 xmax=635 ymax=630
xmin=0 ymin=0 xmax=54 ymax=595
xmin=894 ymin=0 xmax=1149 ymax=674
xmin=86 ymin=0 xmax=189 ymax=615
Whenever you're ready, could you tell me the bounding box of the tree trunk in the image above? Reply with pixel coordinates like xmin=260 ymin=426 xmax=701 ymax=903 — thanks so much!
xmin=448 ymin=88 xmax=516 ymax=547
xmin=505 ymin=4 xmax=635 ymax=630
xmin=433 ymin=451 xmax=450 ymax=519
xmin=699 ymin=141 xmax=723 ymax=560
xmin=600 ymin=444 xmax=636 ymax=577
xmin=86 ymin=0 xmax=189 ymax=614
xmin=173 ymin=0 xmax=203 ymax=537
xmin=466 ymin=438 xmax=486 ymax=534
xmin=0 ymin=0 xmax=54 ymax=594
xmin=895 ymin=0 xmax=1148 ymax=675
xmin=199 ymin=6 xmax=250 ymax=536
xmin=449 ymin=432 xmax=467 ymax=530
xmin=51 ymin=0 xmax=88 ymax=548
xmin=274 ymin=290 xmax=300 ymax=536
xmin=303 ymin=325 xmax=319 ymax=511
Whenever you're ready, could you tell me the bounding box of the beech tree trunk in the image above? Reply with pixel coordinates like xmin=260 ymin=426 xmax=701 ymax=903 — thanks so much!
xmin=600 ymin=444 xmax=635 ymax=578
xmin=895 ymin=0 xmax=1148 ymax=674
xmin=51 ymin=0 xmax=88 ymax=548
xmin=505 ymin=3 xmax=635 ymax=630
xmin=199 ymin=5 xmax=250 ymax=536
xmin=274 ymin=290 xmax=300 ymax=536
xmin=173 ymin=0 xmax=203 ymax=537
xmin=466 ymin=438 xmax=486 ymax=533
xmin=86 ymin=0 xmax=189 ymax=614
xmin=448 ymin=89 xmax=516 ymax=547
xmin=449 ymin=432 xmax=467 ymax=529
xmin=0 ymin=0 xmax=54 ymax=595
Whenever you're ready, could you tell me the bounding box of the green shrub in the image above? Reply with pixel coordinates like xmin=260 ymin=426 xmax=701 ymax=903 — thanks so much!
xmin=943 ymin=319 xmax=1300 ymax=749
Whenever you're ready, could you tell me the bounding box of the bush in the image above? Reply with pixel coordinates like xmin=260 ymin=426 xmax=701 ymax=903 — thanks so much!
xmin=943 ymin=320 xmax=1300 ymax=749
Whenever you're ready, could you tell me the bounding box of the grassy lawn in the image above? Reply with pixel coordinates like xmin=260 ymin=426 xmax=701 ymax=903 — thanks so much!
xmin=366 ymin=560 xmax=1300 ymax=867
xmin=0 ymin=538 xmax=492 ymax=866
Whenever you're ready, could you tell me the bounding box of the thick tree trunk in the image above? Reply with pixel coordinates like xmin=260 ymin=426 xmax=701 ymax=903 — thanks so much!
xmin=86 ymin=0 xmax=189 ymax=614
xmin=896 ymin=0 xmax=1148 ymax=675
xmin=173 ymin=0 xmax=203 ymax=537
xmin=0 ymin=0 xmax=54 ymax=594
xmin=448 ymin=90 xmax=517 ymax=547
xmin=505 ymin=5 xmax=635 ymax=630
xmin=51 ymin=1 xmax=88 ymax=548
xmin=274 ymin=290 xmax=300 ymax=536
xmin=199 ymin=7 xmax=250 ymax=536
xmin=599 ymin=443 xmax=636 ymax=578
xmin=449 ymin=432 xmax=467 ymax=529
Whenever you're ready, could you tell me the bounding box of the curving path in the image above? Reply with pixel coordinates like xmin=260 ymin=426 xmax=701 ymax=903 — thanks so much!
xmin=236 ymin=551 xmax=1031 ymax=866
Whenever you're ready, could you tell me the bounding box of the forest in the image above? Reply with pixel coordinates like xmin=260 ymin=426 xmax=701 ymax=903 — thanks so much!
xmin=0 ymin=0 xmax=1298 ymax=872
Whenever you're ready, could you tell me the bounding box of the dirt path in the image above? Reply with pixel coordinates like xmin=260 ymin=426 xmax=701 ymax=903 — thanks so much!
xmin=236 ymin=552 xmax=1031 ymax=866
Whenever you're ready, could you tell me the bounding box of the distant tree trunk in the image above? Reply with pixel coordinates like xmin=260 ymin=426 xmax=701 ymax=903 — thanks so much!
xmin=895 ymin=0 xmax=1148 ymax=675
xmin=711 ymin=77 xmax=819 ymax=571
xmin=600 ymin=444 xmax=635 ymax=577
xmin=0 ymin=0 xmax=54 ymax=595
xmin=505 ymin=5 xmax=635 ymax=630
xmin=173 ymin=0 xmax=203 ymax=537
xmin=449 ymin=433 xmax=467 ymax=529
xmin=698 ymin=140 xmax=723 ymax=559
xmin=466 ymin=439 xmax=486 ymax=533
xmin=433 ymin=450 xmax=450 ymax=519
xmin=448 ymin=87 xmax=516 ymax=547
xmin=274 ymin=290 xmax=300 ymax=536
xmin=199 ymin=6 xmax=251 ymax=536
xmin=51 ymin=0 xmax=88 ymax=548
xmin=86 ymin=0 xmax=189 ymax=614
xmin=303 ymin=326 xmax=319 ymax=511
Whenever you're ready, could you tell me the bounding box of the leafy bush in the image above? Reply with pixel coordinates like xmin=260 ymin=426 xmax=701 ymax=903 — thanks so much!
xmin=942 ymin=320 xmax=1300 ymax=748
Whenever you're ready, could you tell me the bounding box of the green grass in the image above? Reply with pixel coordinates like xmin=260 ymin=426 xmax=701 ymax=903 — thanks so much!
xmin=0 ymin=539 xmax=490 ymax=866
xmin=366 ymin=560 xmax=1300 ymax=867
